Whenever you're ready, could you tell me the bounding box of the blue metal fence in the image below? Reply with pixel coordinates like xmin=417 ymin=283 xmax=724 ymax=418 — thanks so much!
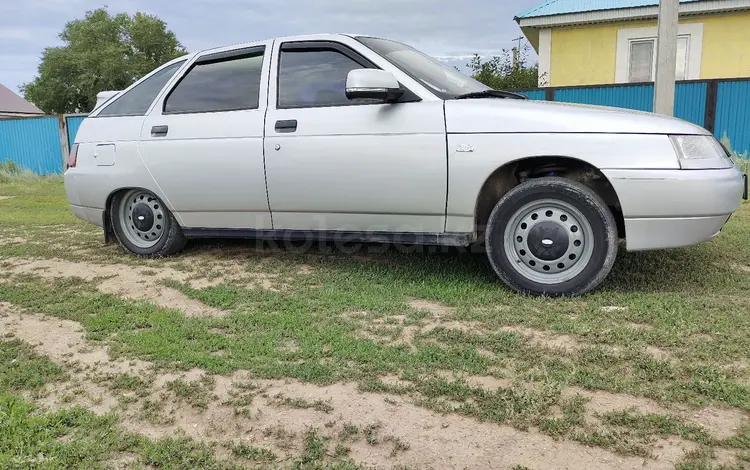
xmin=675 ymin=82 xmax=708 ymax=128
xmin=715 ymin=81 xmax=750 ymax=156
xmin=66 ymin=115 xmax=87 ymax=148
xmin=0 ymin=117 xmax=63 ymax=175
xmin=552 ymin=82 xmax=708 ymax=127
xmin=555 ymin=84 xmax=654 ymax=111
xmin=516 ymin=78 xmax=750 ymax=154
xmin=517 ymin=90 xmax=546 ymax=101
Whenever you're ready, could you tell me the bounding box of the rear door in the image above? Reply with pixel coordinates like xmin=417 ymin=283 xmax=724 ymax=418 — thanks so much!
xmin=139 ymin=43 xmax=273 ymax=230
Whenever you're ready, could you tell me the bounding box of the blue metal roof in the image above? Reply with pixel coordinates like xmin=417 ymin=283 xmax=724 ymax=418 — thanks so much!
xmin=516 ymin=0 xmax=705 ymax=19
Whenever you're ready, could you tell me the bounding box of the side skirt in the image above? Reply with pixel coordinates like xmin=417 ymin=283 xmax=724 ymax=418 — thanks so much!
xmin=182 ymin=228 xmax=475 ymax=247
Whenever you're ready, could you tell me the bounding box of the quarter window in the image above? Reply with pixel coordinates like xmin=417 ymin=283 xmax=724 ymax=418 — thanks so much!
xmin=277 ymin=49 xmax=369 ymax=108
xmin=98 ymin=60 xmax=185 ymax=117
xmin=165 ymin=50 xmax=264 ymax=114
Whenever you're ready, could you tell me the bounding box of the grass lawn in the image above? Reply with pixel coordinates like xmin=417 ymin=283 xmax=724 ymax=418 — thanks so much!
xmin=1 ymin=177 xmax=750 ymax=469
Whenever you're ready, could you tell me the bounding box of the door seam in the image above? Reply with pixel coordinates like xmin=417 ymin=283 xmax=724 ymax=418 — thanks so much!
xmin=262 ymin=39 xmax=276 ymax=229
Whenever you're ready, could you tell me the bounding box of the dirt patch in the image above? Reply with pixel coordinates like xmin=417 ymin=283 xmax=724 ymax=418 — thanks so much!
xmin=356 ymin=311 xmax=487 ymax=352
xmin=6 ymin=303 xmax=747 ymax=469
xmin=601 ymin=306 xmax=629 ymax=313
xmin=501 ymin=326 xmax=581 ymax=352
xmin=645 ymin=345 xmax=673 ymax=361
xmin=476 ymin=348 xmax=496 ymax=359
xmin=567 ymin=387 xmax=666 ymax=418
xmin=0 ymin=196 xmax=15 ymax=200
xmin=297 ymin=264 xmax=314 ymax=275
xmin=107 ymin=453 xmax=140 ymax=470
xmin=409 ymin=299 xmax=455 ymax=317
xmin=379 ymin=374 xmax=412 ymax=388
xmin=0 ymin=305 xmax=680 ymax=469
xmin=690 ymin=407 xmax=747 ymax=440
xmin=5 ymin=258 xmax=227 ymax=317
xmin=0 ymin=302 xmax=150 ymax=413
xmin=281 ymin=339 xmax=300 ymax=353
xmin=653 ymin=437 xmax=700 ymax=467
xmin=179 ymin=262 xmax=282 ymax=291
xmin=0 ymin=236 xmax=26 ymax=246
xmin=565 ymin=386 xmax=747 ymax=440
xmin=395 ymin=326 xmax=419 ymax=350
xmin=721 ymin=360 xmax=750 ymax=374
xmin=728 ymin=263 xmax=750 ymax=274
xmin=626 ymin=322 xmax=653 ymax=330
xmin=465 ymin=375 xmax=511 ymax=391
xmin=423 ymin=320 xmax=485 ymax=335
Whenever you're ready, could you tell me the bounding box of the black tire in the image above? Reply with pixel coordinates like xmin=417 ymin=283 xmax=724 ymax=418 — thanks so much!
xmin=109 ymin=189 xmax=187 ymax=258
xmin=485 ymin=177 xmax=618 ymax=297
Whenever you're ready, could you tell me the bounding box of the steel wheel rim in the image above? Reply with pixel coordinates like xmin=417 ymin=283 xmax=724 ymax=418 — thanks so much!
xmin=119 ymin=190 xmax=166 ymax=249
xmin=503 ymin=198 xmax=595 ymax=285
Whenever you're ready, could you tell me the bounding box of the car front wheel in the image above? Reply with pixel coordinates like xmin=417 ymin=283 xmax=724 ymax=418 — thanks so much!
xmin=485 ymin=177 xmax=618 ymax=296
xmin=110 ymin=189 xmax=187 ymax=258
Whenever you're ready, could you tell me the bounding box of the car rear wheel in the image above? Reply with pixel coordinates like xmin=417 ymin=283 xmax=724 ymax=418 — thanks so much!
xmin=110 ymin=189 xmax=187 ymax=258
xmin=485 ymin=177 xmax=618 ymax=296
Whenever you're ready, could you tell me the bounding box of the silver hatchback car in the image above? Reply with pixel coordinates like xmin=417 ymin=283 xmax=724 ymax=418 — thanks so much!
xmin=64 ymin=33 xmax=748 ymax=297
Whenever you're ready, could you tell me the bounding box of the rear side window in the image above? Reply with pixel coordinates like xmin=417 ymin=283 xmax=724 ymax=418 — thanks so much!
xmin=164 ymin=49 xmax=264 ymax=114
xmin=98 ymin=60 xmax=185 ymax=117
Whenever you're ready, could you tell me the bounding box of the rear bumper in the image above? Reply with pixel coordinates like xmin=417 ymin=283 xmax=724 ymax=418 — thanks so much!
xmin=70 ymin=204 xmax=105 ymax=228
xmin=602 ymin=167 xmax=745 ymax=251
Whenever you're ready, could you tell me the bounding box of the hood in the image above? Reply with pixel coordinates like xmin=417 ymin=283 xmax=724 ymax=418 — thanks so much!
xmin=444 ymin=99 xmax=710 ymax=135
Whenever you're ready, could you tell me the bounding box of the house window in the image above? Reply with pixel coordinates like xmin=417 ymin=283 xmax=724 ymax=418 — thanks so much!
xmin=616 ymin=24 xmax=702 ymax=84
xmin=628 ymin=36 xmax=688 ymax=82
xmin=629 ymin=40 xmax=654 ymax=82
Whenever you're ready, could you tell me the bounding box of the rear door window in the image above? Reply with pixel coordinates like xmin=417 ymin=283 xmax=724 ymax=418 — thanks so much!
xmin=164 ymin=48 xmax=265 ymax=114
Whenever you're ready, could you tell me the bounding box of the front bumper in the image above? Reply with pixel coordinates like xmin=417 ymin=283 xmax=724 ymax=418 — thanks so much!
xmin=602 ymin=167 xmax=746 ymax=251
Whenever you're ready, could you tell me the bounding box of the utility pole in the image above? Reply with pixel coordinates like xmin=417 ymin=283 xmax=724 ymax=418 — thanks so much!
xmin=653 ymin=0 xmax=679 ymax=116
xmin=512 ymin=36 xmax=524 ymax=70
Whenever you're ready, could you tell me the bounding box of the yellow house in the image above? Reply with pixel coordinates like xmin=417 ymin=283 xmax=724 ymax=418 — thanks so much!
xmin=515 ymin=0 xmax=750 ymax=87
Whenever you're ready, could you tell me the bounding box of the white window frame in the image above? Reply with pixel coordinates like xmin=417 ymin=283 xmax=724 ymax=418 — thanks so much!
xmin=615 ymin=23 xmax=703 ymax=84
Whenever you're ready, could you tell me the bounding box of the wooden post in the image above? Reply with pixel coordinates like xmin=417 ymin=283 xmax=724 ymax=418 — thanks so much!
xmin=58 ymin=115 xmax=70 ymax=171
xmin=653 ymin=0 xmax=679 ymax=116
xmin=704 ymin=80 xmax=719 ymax=133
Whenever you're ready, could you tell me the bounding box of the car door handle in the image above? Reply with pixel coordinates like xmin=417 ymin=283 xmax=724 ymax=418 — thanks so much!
xmin=151 ymin=125 xmax=169 ymax=137
xmin=275 ymin=120 xmax=297 ymax=133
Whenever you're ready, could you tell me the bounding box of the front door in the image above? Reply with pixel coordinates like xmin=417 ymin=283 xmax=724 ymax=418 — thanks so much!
xmin=139 ymin=44 xmax=273 ymax=230
xmin=263 ymin=39 xmax=447 ymax=234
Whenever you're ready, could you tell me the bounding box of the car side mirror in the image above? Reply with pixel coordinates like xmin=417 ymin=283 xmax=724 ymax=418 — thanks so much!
xmin=345 ymin=69 xmax=404 ymax=103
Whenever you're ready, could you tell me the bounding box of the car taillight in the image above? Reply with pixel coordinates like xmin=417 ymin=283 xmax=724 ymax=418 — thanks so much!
xmin=67 ymin=144 xmax=78 ymax=169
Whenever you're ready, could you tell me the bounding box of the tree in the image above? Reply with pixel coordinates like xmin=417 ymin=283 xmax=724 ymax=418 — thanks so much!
xmin=22 ymin=8 xmax=186 ymax=114
xmin=467 ymin=42 xmax=546 ymax=90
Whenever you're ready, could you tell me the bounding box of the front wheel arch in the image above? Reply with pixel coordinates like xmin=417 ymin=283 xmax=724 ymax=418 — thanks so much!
xmin=473 ymin=155 xmax=626 ymax=241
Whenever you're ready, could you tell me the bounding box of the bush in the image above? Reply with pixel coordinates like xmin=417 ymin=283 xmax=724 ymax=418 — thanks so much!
xmin=0 ymin=161 xmax=57 ymax=184
xmin=720 ymin=132 xmax=749 ymax=174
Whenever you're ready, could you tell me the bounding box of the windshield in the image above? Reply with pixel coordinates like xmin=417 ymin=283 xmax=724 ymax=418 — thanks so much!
xmin=356 ymin=36 xmax=490 ymax=99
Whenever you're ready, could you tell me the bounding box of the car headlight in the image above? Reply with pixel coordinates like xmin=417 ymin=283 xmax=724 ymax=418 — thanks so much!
xmin=670 ymin=135 xmax=735 ymax=169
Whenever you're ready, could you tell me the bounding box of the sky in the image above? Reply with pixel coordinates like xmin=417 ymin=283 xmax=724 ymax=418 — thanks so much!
xmin=0 ymin=0 xmax=541 ymax=95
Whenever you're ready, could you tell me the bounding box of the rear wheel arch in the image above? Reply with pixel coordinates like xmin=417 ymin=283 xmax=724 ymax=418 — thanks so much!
xmin=103 ymin=188 xmax=134 ymax=244
xmin=473 ymin=155 xmax=625 ymax=240
xmin=104 ymin=187 xmax=186 ymax=256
